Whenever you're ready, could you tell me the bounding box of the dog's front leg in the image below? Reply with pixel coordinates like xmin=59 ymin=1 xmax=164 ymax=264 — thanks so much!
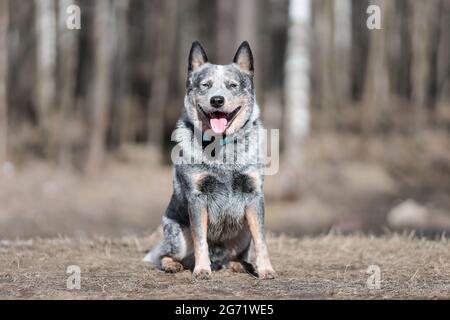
xmin=189 ymin=204 xmax=211 ymax=280
xmin=245 ymin=202 xmax=276 ymax=279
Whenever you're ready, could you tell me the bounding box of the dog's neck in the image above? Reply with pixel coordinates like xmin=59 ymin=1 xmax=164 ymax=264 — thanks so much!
xmin=174 ymin=102 xmax=263 ymax=167
xmin=201 ymin=118 xmax=252 ymax=147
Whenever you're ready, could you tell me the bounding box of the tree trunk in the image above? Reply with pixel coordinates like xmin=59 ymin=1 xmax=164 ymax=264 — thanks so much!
xmin=0 ymin=0 xmax=8 ymax=164
xmin=313 ymin=0 xmax=336 ymax=127
xmin=410 ymin=0 xmax=435 ymax=109
xmin=86 ymin=0 xmax=114 ymax=173
xmin=260 ymin=0 xmax=288 ymax=131
xmin=176 ymin=0 xmax=198 ymax=89
xmin=362 ymin=0 xmax=391 ymax=132
xmin=236 ymin=0 xmax=261 ymax=98
xmin=333 ymin=0 xmax=352 ymax=109
xmin=435 ymin=0 xmax=450 ymax=123
xmin=57 ymin=0 xmax=79 ymax=167
xmin=236 ymin=0 xmax=258 ymax=49
xmin=281 ymin=0 xmax=311 ymax=199
xmin=216 ymin=0 xmax=237 ymax=63
xmin=147 ymin=0 xmax=178 ymax=160
xmin=197 ymin=0 xmax=217 ymax=59
xmin=109 ymin=0 xmax=130 ymax=150
xmin=35 ymin=0 xmax=57 ymax=154
xmin=409 ymin=0 xmax=438 ymax=124
xmin=350 ymin=0 xmax=370 ymax=101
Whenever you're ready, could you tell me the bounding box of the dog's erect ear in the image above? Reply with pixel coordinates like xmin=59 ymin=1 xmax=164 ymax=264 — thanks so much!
xmin=188 ymin=41 xmax=208 ymax=72
xmin=233 ymin=41 xmax=254 ymax=73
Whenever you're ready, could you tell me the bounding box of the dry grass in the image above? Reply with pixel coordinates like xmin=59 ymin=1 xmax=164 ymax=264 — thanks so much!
xmin=1 ymin=233 xmax=449 ymax=299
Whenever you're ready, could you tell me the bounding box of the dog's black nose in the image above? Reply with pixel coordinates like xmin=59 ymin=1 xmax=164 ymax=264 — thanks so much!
xmin=210 ymin=96 xmax=225 ymax=108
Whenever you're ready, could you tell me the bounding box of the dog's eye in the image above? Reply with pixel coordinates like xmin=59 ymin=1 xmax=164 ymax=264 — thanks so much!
xmin=229 ymin=83 xmax=238 ymax=89
xmin=201 ymin=83 xmax=211 ymax=89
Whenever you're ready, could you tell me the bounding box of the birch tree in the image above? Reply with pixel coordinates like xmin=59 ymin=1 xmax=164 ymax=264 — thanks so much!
xmin=35 ymin=0 xmax=57 ymax=152
xmin=281 ymin=0 xmax=311 ymax=198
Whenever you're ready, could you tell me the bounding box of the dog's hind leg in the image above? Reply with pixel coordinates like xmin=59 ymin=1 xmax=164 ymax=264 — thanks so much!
xmin=144 ymin=217 xmax=193 ymax=273
xmin=227 ymin=261 xmax=246 ymax=273
xmin=161 ymin=256 xmax=184 ymax=273
xmin=226 ymin=241 xmax=255 ymax=274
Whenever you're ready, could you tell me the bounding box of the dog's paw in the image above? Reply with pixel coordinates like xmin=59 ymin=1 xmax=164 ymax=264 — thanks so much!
xmin=162 ymin=261 xmax=184 ymax=273
xmin=257 ymin=268 xmax=277 ymax=280
xmin=193 ymin=267 xmax=212 ymax=280
xmin=227 ymin=261 xmax=247 ymax=273
xmin=161 ymin=257 xmax=184 ymax=273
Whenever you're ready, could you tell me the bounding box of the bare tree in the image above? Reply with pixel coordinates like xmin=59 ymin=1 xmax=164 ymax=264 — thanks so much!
xmin=260 ymin=0 xmax=288 ymax=130
xmin=313 ymin=0 xmax=336 ymax=126
xmin=146 ymin=0 xmax=178 ymax=159
xmin=110 ymin=0 xmax=130 ymax=149
xmin=281 ymin=0 xmax=311 ymax=198
xmin=362 ymin=0 xmax=391 ymax=132
xmin=216 ymin=0 xmax=237 ymax=63
xmin=35 ymin=0 xmax=57 ymax=153
xmin=236 ymin=0 xmax=257 ymax=49
xmin=333 ymin=0 xmax=352 ymax=108
xmin=86 ymin=0 xmax=114 ymax=173
xmin=0 ymin=0 xmax=8 ymax=164
xmin=236 ymin=0 xmax=261 ymax=95
xmin=4 ymin=0 xmax=450 ymax=174
xmin=409 ymin=0 xmax=438 ymax=124
xmin=176 ymin=0 xmax=198 ymax=82
xmin=350 ymin=0 xmax=370 ymax=101
xmin=435 ymin=0 xmax=450 ymax=122
xmin=57 ymin=0 xmax=79 ymax=167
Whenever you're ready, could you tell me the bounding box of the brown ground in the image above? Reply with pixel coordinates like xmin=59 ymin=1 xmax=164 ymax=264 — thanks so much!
xmin=1 ymin=233 xmax=449 ymax=299
xmin=1 ymin=131 xmax=450 ymax=299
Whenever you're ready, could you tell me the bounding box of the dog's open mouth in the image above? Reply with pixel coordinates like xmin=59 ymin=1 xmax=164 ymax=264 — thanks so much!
xmin=198 ymin=105 xmax=242 ymax=134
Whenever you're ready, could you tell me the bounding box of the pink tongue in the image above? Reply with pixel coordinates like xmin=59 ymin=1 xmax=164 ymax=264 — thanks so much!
xmin=210 ymin=118 xmax=228 ymax=134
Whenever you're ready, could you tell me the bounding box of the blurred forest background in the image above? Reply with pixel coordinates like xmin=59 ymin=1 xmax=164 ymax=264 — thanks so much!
xmin=0 ymin=0 xmax=450 ymax=239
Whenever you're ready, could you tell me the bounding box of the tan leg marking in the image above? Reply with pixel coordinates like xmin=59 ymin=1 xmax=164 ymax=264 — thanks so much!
xmin=192 ymin=172 xmax=208 ymax=189
xmin=245 ymin=207 xmax=276 ymax=280
xmin=246 ymin=171 xmax=262 ymax=191
xmin=191 ymin=207 xmax=211 ymax=280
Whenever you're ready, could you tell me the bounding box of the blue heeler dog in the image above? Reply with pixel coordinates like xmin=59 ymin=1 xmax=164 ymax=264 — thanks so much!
xmin=144 ymin=41 xmax=276 ymax=280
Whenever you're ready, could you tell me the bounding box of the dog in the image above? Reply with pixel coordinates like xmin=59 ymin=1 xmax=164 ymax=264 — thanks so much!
xmin=144 ymin=41 xmax=276 ymax=280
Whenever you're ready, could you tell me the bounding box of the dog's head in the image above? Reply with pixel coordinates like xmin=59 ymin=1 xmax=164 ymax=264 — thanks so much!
xmin=185 ymin=41 xmax=255 ymax=135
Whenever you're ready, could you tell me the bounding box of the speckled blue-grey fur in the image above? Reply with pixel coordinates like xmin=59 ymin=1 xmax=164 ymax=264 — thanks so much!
xmin=144 ymin=41 xmax=266 ymax=270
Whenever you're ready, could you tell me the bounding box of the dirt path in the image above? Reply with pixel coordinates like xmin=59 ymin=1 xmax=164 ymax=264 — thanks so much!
xmin=1 ymin=233 xmax=449 ymax=299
